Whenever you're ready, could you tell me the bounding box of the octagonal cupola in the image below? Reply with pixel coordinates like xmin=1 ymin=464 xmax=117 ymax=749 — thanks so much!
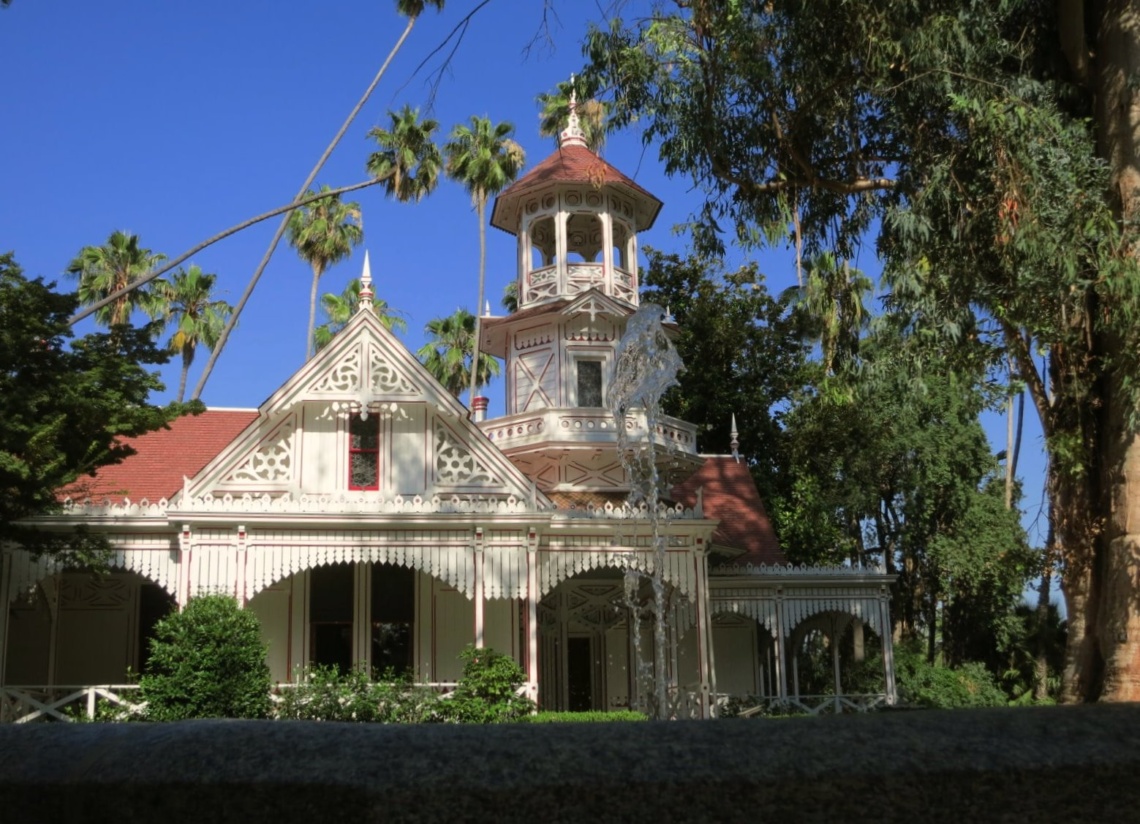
xmin=490 ymin=93 xmax=663 ymax=311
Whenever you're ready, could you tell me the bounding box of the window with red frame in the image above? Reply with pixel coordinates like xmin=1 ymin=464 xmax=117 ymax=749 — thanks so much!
xmin=349 ymin=414 xmax=380 ymax=490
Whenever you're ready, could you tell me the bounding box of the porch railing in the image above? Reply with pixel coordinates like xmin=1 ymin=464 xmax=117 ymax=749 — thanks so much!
xmin=0 ymin=685 xmax=144 ymax=724
xmin=3 ymin=681 xmax=532 ymax=723
xmin=719 ymin=693 xmax=890 ymax=717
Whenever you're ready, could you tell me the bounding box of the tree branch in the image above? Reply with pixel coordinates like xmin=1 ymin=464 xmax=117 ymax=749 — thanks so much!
xmin=67 ymin=179 xmax=382 ymax=326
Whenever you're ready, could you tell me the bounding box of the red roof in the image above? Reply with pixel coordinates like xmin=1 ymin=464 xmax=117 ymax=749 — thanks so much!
xmin=61 ymin=409 xmax=257 ymax=503
xmin=491 ymin=143 xmax=663 ymax=232
xmin=672 ymin=457 xmax=786 ymax=566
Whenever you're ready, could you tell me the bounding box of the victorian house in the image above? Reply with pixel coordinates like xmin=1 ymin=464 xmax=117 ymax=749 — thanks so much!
xmin=0 ymin=104 xmax=896 ymax=722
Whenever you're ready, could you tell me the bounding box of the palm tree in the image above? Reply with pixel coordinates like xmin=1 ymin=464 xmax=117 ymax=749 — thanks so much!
xmin=145 ymin=265 xmax=233 ymax=402
xmin=67 ymin=231 xmax=166 ymax=329
xmin=417 ymin=308 xmax=500 ymax=399
xmin=444 ymin=116 xmax=525 ymax=406
xmin=537 ymin=80 xmax=607 ymax=153
xmin=287 ymin=186 xmax=364 ymax=359
xmin=190 ymin=0 xmax=445 ymax=400
xmin=314 ymin=277 xmax=406 ymax=352
xmin=366 ymin=105 xmax=443 ymax=202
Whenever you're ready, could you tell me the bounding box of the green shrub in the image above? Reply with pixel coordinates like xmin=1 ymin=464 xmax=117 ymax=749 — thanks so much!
xmin=139 ymin=594 xmax=271 ymax=720
xmin=895 ymin=646 xmax=1007 ymax=709
xmin=522 ymin=710 xmax=646 ymax=723
xmin=276 ymin=665 xmax=443 ymax=723
xmin=442 ymin=645 xmax=534 ymax=723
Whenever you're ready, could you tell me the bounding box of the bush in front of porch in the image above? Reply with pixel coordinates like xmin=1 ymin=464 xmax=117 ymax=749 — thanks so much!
xmin=139 ymin=594 xmax=272 ymax=720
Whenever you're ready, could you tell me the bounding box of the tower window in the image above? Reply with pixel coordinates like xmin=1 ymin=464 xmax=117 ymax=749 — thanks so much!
xmin=577 ymin=360 xmax=603 ymax=407
xmin=349 ymin=414 xmax=380 ymax=490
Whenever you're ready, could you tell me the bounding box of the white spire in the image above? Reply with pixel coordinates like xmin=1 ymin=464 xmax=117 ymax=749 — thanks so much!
xmin=559 ymin=75 xmax=588 ymax=149
xmin=730 ymin=413 xmax=740 ymax=462
xmin=358 ymin=250 xmax=374 ymax=313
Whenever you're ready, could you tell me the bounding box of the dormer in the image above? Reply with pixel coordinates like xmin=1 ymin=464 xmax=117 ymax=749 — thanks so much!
xmin=489 ymin=95 xmax=662 ymax=311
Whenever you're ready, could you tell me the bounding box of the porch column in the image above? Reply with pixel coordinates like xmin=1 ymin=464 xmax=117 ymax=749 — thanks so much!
xmin=879 ymin=588 xmax=898 ymax=704
xmin=526 ymin=529 xmax=539 ymax=704
xmin=774 ymin=589 xmax=788 ymax=701
xmin=692 ymin=547 xmax=714 ymax=719
xmin=473 ymin=528 xmax=484 ymax=648
xmin=45 ymin=574 xmax=59 ymax=688
xmin=832 ymin=618 xmax=843 ymax=713
xmin=235 ymin=525 xmax=248 ymax=607
xmin=0 ymin=551 xmax=12 ymax=689
xmin=354 ymin=562 xmax=370 ymax=671
xmin=176 ymin=524 xmax=192 ymax=609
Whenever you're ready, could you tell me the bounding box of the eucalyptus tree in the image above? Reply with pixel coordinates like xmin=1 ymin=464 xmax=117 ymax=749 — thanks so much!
xmin=314 ymin=277 xmax=406 ymax=352
xmin=583 ymin=0 xmax=1140 ymax=702
xmin=146 ymin=265 xmax=233 ymax=402
xmin=417 ymin=308 xmax=499 ymax=400
xmin=67 ymin=231 xmax=166 ymax=330
xmin=286 ymin=186 xmax=364 ymax=359
xmin=190 ymin=0 xmax=446 ymax=399
xmin=443 ymin=116 xmax=524 ymax=406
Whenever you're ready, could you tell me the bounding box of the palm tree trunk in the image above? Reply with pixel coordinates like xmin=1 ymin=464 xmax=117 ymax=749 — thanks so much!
xmin=467 ymin=194 xmax=487 ymax=409
xmin=189 ymin=15 xmax=419 ymax=401
xmin=178 ymin=345 xmax=194 ymax=404
xmin=68 ymin=180 xmax=380 ymax=327
xmin=307 ymin=264 xmax=322 ymax=360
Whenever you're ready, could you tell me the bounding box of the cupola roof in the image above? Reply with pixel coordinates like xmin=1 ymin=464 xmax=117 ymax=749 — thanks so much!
xmin=489 ymin=142 xmax=663 ymax=234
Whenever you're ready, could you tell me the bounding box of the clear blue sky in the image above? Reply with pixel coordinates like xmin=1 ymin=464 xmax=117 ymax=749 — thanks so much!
xmin=0 ymin=0 xmax=1049 ymax=548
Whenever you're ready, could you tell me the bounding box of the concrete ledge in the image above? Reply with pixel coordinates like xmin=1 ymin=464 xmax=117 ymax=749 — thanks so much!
xmin=1 ymin=705 xmax=1139 ymax=822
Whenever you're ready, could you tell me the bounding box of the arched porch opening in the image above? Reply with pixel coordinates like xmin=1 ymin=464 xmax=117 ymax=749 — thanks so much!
xmin=3 ymin=569 xmax=176 ymax=689
xmin=248 ymin=561 xmax=493 ymax=686
xmin=786 ymin=610 xmax=887 ymax=713
xmin=537 ymin=568 xmax=695 ymax=715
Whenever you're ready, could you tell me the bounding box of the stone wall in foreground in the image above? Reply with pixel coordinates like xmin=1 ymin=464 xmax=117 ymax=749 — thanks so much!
xmin=1 ymin=705 xmax=1137 ymax=822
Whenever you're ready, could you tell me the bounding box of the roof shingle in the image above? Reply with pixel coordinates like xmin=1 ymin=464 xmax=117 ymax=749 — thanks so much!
xmin=672 ymin=456 xmax=787 ymax=566
xmin=61 ymin=409 xmax=257 ymax=503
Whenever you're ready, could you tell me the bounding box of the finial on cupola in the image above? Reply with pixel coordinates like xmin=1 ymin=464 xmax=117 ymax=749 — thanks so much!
xmin=559 ymin=74 xmax=588 ymax=149
xmin=730 ymin=413 xmax=740 ymax=463
xmin=358 ymin=250 xmax=374 ymax=313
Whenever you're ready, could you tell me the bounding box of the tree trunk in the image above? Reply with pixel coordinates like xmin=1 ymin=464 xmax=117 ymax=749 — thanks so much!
xmin=190 ymin=14 xmax=419 ymax=400
xmin=177 ymin=344 xmax=193 ymax=404
xmin=307 ymin=264 xmax=321 ymax=361
xmin=1064 ymin=0 xmax=1140 ymax=702
xmin=467 ymin=195 xmax=487 ymax=408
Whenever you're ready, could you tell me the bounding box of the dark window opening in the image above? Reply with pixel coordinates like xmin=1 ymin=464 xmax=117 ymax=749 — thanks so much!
xmin=349 ymin=414 xmax=380 ymax=490
xmin=137 ymin=583 xmax=176 ymax=675
xmin=567 ymin=636 xmax=594 ymax=712
xmin=577 ymin=360 xmax=603 ymax=407
xmin=371 ymin=564 xmax=415 ymax=677
xmin=310 ymin=564 xmax=354 ymax=673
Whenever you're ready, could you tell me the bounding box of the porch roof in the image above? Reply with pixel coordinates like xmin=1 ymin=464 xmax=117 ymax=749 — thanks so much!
xmin=60 ymin=409 xmax=258 ymax=504
xmin=672 ymin=456 xmax=786 ymax=566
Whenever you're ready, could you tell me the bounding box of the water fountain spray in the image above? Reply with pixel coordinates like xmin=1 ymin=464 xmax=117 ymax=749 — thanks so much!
xmin=608 ymin=304 xmax=683 ymax=719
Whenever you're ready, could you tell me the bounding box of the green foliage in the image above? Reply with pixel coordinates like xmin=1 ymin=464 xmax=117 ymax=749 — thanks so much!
xmin=144 ymin=264 xmax=232 ymax=403
xmin=521 ymin=710 xmax=646 ymax=723
xmin=276 ymin=665 xmax=442 ymax=723
xmin=365 ymin=105 xmax=442 ymax=203
xmin=314 ymin=277 xmax=406 ymax=351
xmin=440 ymin=645 xmax=534 ymax=724
xmin=139 ymin=595 xmax=271 ymax=720
xmin=417 ymin=308 xmax=500 ymax=399
xmin=894 ymin=643 xmax=1007 ymax=709
xmin=640 ymin=249 xmax=808 ymax=501
xmin=0 ymin=253 xmax=180 ymax=555
xmin=67 ymin=230 xmax=166 ymax=329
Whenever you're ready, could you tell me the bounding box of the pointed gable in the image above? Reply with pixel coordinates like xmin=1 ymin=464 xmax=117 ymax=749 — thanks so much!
xmin=672 ymin=456 xmax=786 ymax=566
xmin=186 ymin=308 xmax=550 ymax=507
